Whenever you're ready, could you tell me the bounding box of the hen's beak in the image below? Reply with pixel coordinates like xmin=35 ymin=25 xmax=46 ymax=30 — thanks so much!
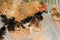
xmin=43 ymin=10 xmax=48 ymax=13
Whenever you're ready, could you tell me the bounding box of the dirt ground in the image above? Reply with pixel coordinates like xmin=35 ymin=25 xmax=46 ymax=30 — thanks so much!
xmin=55 ymin=21 xmax=60 ymax=31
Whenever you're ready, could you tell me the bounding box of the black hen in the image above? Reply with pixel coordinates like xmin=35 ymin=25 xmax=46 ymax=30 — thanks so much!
xmin=34 ymin=12 xmax=43 ymax=21
xmin=0 ymin=26 xmax=6 ymax=39
xmin=34 ymin=12 xmax=43 ymax=16
xmin=21 ymin=16 xmax=34 ymax=24
xmin=20 ymin=16 xmax=35 ymax=28
xmin=1 ymin=15 xmax=9 ymax=25
xmin=7 ymin=17 xmax=16 ymax=32
xmin=34 ymin=15 xmax=43 ymax=21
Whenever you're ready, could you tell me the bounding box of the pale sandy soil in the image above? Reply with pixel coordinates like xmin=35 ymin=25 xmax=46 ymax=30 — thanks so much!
xmin=10 ymin=26 xmax=45 ymax=40
xmin=10 ymin=21 xmax=42 ymax=40
xmin=55 ymin=21 xmax=60 ymax=31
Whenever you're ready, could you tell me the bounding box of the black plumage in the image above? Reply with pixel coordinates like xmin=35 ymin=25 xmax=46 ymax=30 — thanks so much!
xmin=21 ymin=16 xmax=34 ymax=24
xmin=0 ymin=26 xmax=6 ymax=39
xmin=34 ymin=12 xmax=43 ymax=21
xmin=1 ymin=15 xmax=9 ymax=25
xmin=20 ymin=16 xmax=36 ymax=28
xmin=34 ymin=15 xmax=43 ymax=21
xmin=7 ymin=17 xmax=16 ymax=32
xmin=34 ymin=12 xmax=43 ymax=16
